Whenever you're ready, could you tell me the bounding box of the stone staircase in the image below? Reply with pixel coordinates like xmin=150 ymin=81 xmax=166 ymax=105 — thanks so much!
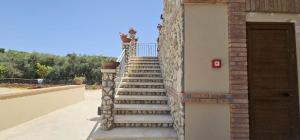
xmin=114 ymin=57 xmax=174 ymax=129
xmin=92 ymin=56 xmax=177 ymax=140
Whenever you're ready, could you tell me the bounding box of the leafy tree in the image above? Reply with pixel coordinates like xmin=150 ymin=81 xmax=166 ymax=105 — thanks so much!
xmin=0 ymin=48 xmax=5 ymax=53
xmin=0 ymin=49 xmax=115 ymax=84
xmin=0 ymin=65 xmax=8 ymax=78
xmin=36 ymin=63 xmax=53 ymax=79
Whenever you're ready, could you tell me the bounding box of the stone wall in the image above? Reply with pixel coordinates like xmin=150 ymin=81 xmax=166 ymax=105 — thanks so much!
xmin=158 ymin=0 xmax=184 ymax=139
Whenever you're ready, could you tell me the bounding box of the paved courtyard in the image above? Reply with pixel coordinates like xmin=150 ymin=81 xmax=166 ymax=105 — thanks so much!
xmin=0 ymin=90 xmax=101 ymax=140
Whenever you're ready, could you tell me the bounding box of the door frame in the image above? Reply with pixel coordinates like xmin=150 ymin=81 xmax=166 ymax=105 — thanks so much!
xmin=246 ymin=22 xmax=300 ymax=139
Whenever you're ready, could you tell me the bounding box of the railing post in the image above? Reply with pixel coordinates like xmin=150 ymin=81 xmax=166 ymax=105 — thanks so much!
xmin=99 ymin=68 xmax=116 ymax=130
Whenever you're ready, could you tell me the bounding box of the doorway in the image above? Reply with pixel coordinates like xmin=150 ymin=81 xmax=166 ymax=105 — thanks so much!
xmin=247 ymin=22 xmax=300 ymax=140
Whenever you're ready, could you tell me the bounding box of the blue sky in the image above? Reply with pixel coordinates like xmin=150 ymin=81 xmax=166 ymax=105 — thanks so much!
xmin=0 ymin=0 xmax=163 ymax=57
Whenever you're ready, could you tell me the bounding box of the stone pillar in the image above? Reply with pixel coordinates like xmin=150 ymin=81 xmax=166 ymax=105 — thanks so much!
xmin=130 ymin=41 xmax=137 ymax=57
xmin=128 ymin=28 xmax=137 ymax=57
xmin=122 ymin=43 xmax=130 ymax=63
xmin=99 ymin=69 xmax=116 ymax=130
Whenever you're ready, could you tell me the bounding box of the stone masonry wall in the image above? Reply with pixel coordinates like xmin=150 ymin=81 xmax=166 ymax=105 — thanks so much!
xmin=158 ymin=0 xmax=184 ymax=140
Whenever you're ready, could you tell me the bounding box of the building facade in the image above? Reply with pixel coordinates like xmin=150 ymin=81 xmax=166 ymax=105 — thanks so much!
xmin=158 ymin=0 xmax=300 ymax=140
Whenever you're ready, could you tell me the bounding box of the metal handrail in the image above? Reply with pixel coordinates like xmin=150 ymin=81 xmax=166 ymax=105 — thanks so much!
xmin=136 ymin=43 xmax=157 ymax=56
xmin=116 ymin=49 xmax=125 ymax=62
xmin=115 ymin=49 xmax=126 ymax=95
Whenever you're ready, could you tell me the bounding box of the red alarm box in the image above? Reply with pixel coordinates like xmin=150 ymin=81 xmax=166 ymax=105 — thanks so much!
xmin=212 ymin=59 xmax=222 ymax=69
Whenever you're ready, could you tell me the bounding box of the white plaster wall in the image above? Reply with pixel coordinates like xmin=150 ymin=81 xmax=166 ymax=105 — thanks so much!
xmin=0 ymin=86 xmax=85 ymax=130
xmin=246 ymin=12 xmax=300 ymax=111
xmin=185 ymin=103 xmax=230 ymax=140
xmin=184 ymin=4 xmax=229 ymax=93
xmin=184 ymin=3 xmax=231 ymax=140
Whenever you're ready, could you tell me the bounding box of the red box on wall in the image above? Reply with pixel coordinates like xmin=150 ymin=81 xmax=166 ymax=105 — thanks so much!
xmin=212 ymin=59 xmax=221 ymax=69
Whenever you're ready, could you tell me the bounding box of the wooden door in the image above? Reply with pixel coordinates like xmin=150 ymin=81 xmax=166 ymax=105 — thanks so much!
xmin=247 ymin=22 xmax=300 ymax=140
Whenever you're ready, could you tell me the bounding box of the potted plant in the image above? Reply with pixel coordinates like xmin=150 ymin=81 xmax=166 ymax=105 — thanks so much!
xmin=74 ymin=76 xmax=85 ymax=85
xmin=119 ymin=33 xmax=131 ymax=43
xmin=128 ymin=27 xmax=137 ymax=35
xmin=157 ymin=24 xmax=163 ymax=31
xmin=102 ymin=60 xmax=119 ymax=69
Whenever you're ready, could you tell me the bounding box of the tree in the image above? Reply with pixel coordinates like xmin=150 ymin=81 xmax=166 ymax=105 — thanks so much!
xmin=0 ymin=49 xmax=116 ymax=84
xmin=0 ymin=65 xmax=8 ymax=78
xmin=36 ymin=63 xmax=53 ymax=79
xmin=0 ymin=48 xmax=5 ymax=53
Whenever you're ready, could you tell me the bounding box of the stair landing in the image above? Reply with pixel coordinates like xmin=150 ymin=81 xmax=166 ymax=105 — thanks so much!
xmin=91 ymin=127 xmax=177 ymax=140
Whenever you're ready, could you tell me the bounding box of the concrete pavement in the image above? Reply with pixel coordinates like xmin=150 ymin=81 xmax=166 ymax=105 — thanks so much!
xmin=0 ymin=90 xmax=101 ymax=140
xmin=0 ymin=87 xmax=28 ymax=95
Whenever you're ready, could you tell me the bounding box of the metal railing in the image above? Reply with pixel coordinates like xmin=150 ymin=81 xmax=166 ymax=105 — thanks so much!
xmin=0 ymin=78 xmax=74 ymax=85
xmin=115 ymin=49 xmax=126 ymax=95
xmin=136 ymin=43 xmax=157 ymax=57
xmin=114 ymin=42 xmax=158 ymax=95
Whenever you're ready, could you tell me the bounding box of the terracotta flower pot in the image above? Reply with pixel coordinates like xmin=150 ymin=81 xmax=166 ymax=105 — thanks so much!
xmin=103 ymin=61 xmax=120 ymax=69
xmin=121 ymin=36 xmax=131 ymax=43
xmin=74 ymin=79 xmax=83 ymax=85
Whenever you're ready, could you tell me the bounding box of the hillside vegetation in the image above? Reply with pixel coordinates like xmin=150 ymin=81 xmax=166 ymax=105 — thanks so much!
xmin=0 ymin=48 xmax=116 ymax=85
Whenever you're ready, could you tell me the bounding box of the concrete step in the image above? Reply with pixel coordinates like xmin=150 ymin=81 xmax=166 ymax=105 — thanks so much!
xmin=118 ymin=88 xmax=166 ymax=92
xmin=114 ymin=115 xmax=173 ymax=124
xmin=126 ymin=70 xmax=161 ymax=74
xmin=117 ymin=92 xmax=166 ymax=96
xmin=115 ymin=95 xmax=168 ymax=100
xmin=121 ymin=82 xmax=164 ymax=86
xmin=91 ymin=127 xmax=177 ymax=140
xmin=126 ymin=72 xmax=162 ymax=75
xmin=127 ymin=67 xmax=161 ymax=70
xmin=127 ymin=65 xmax=161 ymax=69
xmin=129 ymin=61 xmax=159 ymax=65
xmin=122 ymin=78 xmax=163 ymax=83
xmin=129 ymin=59 xmax=159 ymax=62
xmin=129 ymin=60 xmax=159 ymax=63
xmin=114 ymin=104 xmax=171 ymax=115
xmin=114 ymin=104 xmax=171 ymax=111
xmin=115 ymin=95 xmax=168 ymax=104
xmin=127 ymin=63 xmax=160 ymax=68
xmin=130 ymin=56 xmax=158 ymax=59
xmin=130 ymin=57 xmax=159 ymax=60
xmin=120 ymin=82 xmax=164 ymax=90
xmin=123 ymin=77 xmax=163 ymax=80
xmin=122 ymin=77 xmax=164 ymax=83
xmin=125 ymin=73 xmax=162 ymax=76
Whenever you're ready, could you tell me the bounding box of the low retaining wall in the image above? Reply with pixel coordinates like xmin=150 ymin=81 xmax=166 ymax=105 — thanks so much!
xmin=0 ymin=85 xmax=85 ymax=131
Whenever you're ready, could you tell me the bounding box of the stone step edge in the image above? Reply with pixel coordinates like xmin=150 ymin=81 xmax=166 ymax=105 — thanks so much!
xmin=120 ymin=82 xmax=164 ymax=85
xmin=115 ymin=95 xmax=168 ymax=100
xmin=127 ymin=65 xmax=160 ymax=67
xmin=129 ymin=61 xmax=159 ymax=63
xmin=125 ymin=73 xmax=162 ymax=77
xmin=122 ymin=77 xmax=163 ymax=80
xmin=117 ymin=88 xmax=166 ymax=92
xmin=130 ymin=56 xmax=158 ymax=58
xmin=114 ymin=104 xmax=171 ymax=111
xmin=90 ymin=127 xmax=177 ymax=140
xmin=127 ymin=68 xmax=161 ymax=70
xmin=114 ymin=115 xmax=173 ymax=124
